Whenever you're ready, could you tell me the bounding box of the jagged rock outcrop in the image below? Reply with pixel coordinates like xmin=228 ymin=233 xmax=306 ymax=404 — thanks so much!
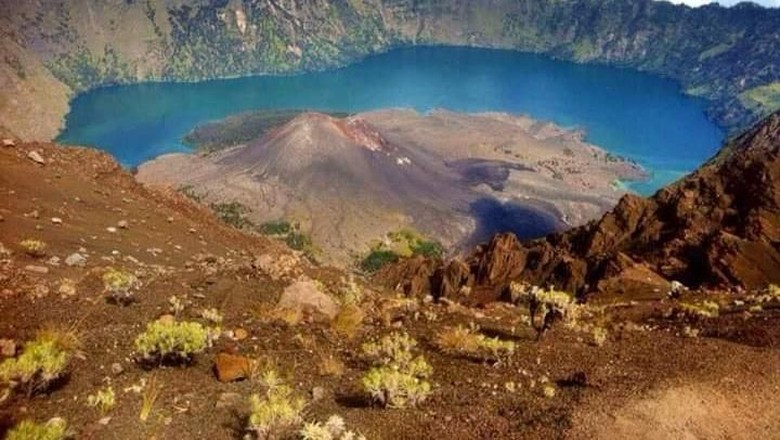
xmin=378 ymin=111 xmax=780 ymax=301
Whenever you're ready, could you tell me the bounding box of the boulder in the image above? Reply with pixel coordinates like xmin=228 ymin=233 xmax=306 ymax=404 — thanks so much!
xmin=277 ymin=279 xmax=338 ymax=320
xmin=214 ymin=353 xmax=251 ymax=382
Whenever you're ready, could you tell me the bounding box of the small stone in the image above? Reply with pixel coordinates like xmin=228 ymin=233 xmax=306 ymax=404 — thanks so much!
xmin=47 ymin=256 xmax=61 ymax=266
xmin=65 ymin=253 xmax=87 ymax=267
xmin=167 ymin=217 xmax=174 ymax=223
xmin=188 ymin=228 xmax=196 ymax=234
xmin=117 ymin=220 xmax=129 ymax=229
xmin=106 ymin=227 xmax=117 ymax=233
xmin=98 ymin=416 xmax=112 ymax=426
xmin=2 ymin=139 xmax=15 ymax=147
xmin=215 ymin=392 xmax=242 ymax=409
xmin=29 ymin=210 xmax=39 ymax=219
xmin=157 ymin=314 xmax=175 ymax=325
xmin=0 ymin=213 xmax=4 ymax=222
xmin=214 ymin=353 xmax=250 ymax=383
xmin=233 ymin=328 xmax=249 ymax=341
xmin=110 ymin=362 xmax=124 ymax=375
xmin=311 ymin=386 xmax=326 ymax=402
xmin=51 ymin=217 xmax=62 ymax=225
xmin=27 ymin=151 xmax=45 ymax=165
xmin=24 ymin=265 xmax=49 ymax=274
xmin=0 ymin=339 xmax=16 ymax=357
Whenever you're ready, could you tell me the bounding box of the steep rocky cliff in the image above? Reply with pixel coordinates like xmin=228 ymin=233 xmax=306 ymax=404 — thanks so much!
xmin=378 ymin=110 xmax=780 ymax=302
xmin=1 ymin=0 xmax=780 ymax=139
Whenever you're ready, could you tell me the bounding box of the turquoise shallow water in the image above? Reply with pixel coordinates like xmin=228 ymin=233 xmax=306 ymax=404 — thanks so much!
xmin=58 ymin=46 xmax=724 ymax=195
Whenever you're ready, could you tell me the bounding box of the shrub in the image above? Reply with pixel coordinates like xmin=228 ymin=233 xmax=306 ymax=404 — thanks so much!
xmin=360 ymin=333 xmax=432 ymax=408
xmin=331 ymin=304 xmax=364 ymax=339
xmin=134 ymin=320 xmax=208 ymax=365
xmin=259 ymin=220 xmax=292 ymax=236
xmin=299 ymin=415 xmax=365 ymax=440
xmin=210 ymin=201 xmax=254 ymax=229
xmin=247 ymin=384 xmax=306 ymax=439
xmin=103 ymin=267 xmax=139 ymax=305
xmin=678 ymin=301 xmax=720 ymax=319
xmin=0 ymin=329 xmax=79 ymax=396
xmin=87 ymin=385 xmax=116 ymax=415
xmin=19 ymin=239 xmax=47 ymax=258
xmin=434 ymin=325 xmax=515 ymax=361
xmin=6 ymin=418 xmax=68 ymax=440
xmin=359 ymin=249 xmax=399 ymax=273
xmin=410 ymin=240 xmax=444 ymax=259
xmin=139 ymin=376 xmax=162 ymax=422
xmin=510 ymin=283 xmax=575 ymax=340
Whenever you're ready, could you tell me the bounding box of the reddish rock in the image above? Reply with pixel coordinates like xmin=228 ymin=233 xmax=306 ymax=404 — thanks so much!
xmin=214 ymin=353 xmax=251 ymax=383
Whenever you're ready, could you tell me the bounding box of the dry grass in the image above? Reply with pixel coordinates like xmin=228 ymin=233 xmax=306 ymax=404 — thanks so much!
xmin=331 ymin=304 xmax=364 ymax=339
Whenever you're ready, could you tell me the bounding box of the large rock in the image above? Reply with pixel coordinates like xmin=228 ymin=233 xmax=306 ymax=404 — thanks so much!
xmin=214 ymin=353 xmax=250 ymax=383
xmin=277 ymin=279 xmax=338 ymax=320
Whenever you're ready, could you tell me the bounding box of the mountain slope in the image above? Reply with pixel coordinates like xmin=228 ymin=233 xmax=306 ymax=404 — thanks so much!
xmin=379 ymin=110 xmax=780 ymax=301
xmin=2 ymin=0 xmax=780 ymax=138
xmin=136 ymin=110 xmax=642 ymax=264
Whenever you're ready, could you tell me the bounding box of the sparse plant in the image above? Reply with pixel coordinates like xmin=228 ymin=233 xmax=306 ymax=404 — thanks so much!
xmin=590 ymin=327 xmax=608 ymax=347
xmin=133 ymin=320 xmax=208 ymax=365
xmin=199 ymin=308 xmax=223 ymax=325
xmin=87 ymin=385 xmax=116 ymax=415
xmin=360 ymin=332 xmax=432 ymax=408
xmin=317 ymin=354 xmax=345 ymax=377
xmin=210 ymin=201 xmax=254 ymax=229
xmin=168 ymin=295 xmax=185 ymax=316
xmin=102 ymin=267 xmax=139 ymax=305
xmin=0 ymin=328 xmax=80 ymax=396
xmin=19 ymin=239 xmax=47 ymax=258
xmin=359 ymin=249 xmax=399 ymax=273
xmin=434 ymin=324 xmax=515 ymax=361
xmin=510 ymin=283 xmax=575 ymax=340
xmin=247 ymin=383 xmax=306 ymax=439
xmin=139 ymin=376 xmax=162 ymax=422
xmin=678 ymin=300 xmax=720 ymax=319
xmin=331 ymin=304 xmax=364 ymax=339
xmin=299 ymin=415 xmax=366 ymax=440
xmin=6 ymin=418 xmax=68 ymax=440
xmin=336 ymin=275 xmax=363 ymax=306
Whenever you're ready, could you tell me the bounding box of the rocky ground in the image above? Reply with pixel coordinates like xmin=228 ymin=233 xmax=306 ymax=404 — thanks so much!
xmin=1 ymin=135 xmax=779 ymax=439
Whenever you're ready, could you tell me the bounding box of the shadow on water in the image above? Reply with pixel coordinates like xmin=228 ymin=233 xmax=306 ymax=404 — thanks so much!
xmin=465 ymin=197 xmax=564 ymax=249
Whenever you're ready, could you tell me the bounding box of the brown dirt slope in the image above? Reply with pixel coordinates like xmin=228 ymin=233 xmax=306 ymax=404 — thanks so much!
xmin=378 ymin=110 xmax=780 ymax=302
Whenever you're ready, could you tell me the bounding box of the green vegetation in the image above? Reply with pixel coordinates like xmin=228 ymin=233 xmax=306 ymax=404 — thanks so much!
xmin=179 ymin=185 xmax=205 ymax=203
xmin=103 ymin=267 xmax=139 ymax=305
xmin=247 ymin=369 xmax=306 ymax=439
xmin=6 ymin=418 xmax=69 ymax=440
xmin=739 ymin=82 xmax=780 ymax=116
xmin=360 ymin=229 xmax=444 ymax=273
xmin=510 ymin=283 xmax=575 ymax=340
xmin=19 ymin=239 xmax=47 ymax=258
xmin=359 ymin=249 xmax=399 ymax=273
xmin=210 ymin=201 xmax=254 ymax=229
xmin=133 ymin=320 xmax=208 ymax=365
xmin=258 ymin=220 xmax=318 ymax=259
xmin=87 ymin=385 xmax=116 ymax=415
xmin=0 ymin=329 xmax=80 ymax=396
xmin=299 ymin=415 xmax=365 ymax=440
xmin=361 ymin=332 xmax=432 ymax=408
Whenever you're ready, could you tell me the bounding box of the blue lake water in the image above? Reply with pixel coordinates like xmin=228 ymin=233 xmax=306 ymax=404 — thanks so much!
xmin=58 ymin=46 xmax=724 ymax=195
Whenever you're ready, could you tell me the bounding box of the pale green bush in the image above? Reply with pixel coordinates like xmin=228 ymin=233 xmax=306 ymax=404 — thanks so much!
xmin=134 ymin=320 xmax=208 ymax=365
xmin=103 ymin=267 xmax=139 ymax=305
xmin=6 ymin=418 xmax=68 ymax=440
xmin=248 ymin=384 xmax=305 ymax=439
xmin=360 ymin=333 xmax=432 ymax=408
xmin=0 ymin=329 xmax=79 ymax=396
xmin=299 ymin=415 xmax=366 ymax=440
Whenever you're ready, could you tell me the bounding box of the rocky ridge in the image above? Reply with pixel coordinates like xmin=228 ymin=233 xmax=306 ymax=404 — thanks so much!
xmin=378 ymin=110 xmax=780 ymax=302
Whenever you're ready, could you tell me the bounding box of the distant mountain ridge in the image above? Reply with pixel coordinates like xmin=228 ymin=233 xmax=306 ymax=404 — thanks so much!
xmin=1 ymin=0 xmax=780 ymax=139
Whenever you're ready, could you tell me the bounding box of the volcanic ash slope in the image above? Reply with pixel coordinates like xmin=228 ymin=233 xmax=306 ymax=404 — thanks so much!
xmin=137 ymin=110 xmax=643 ymax=264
